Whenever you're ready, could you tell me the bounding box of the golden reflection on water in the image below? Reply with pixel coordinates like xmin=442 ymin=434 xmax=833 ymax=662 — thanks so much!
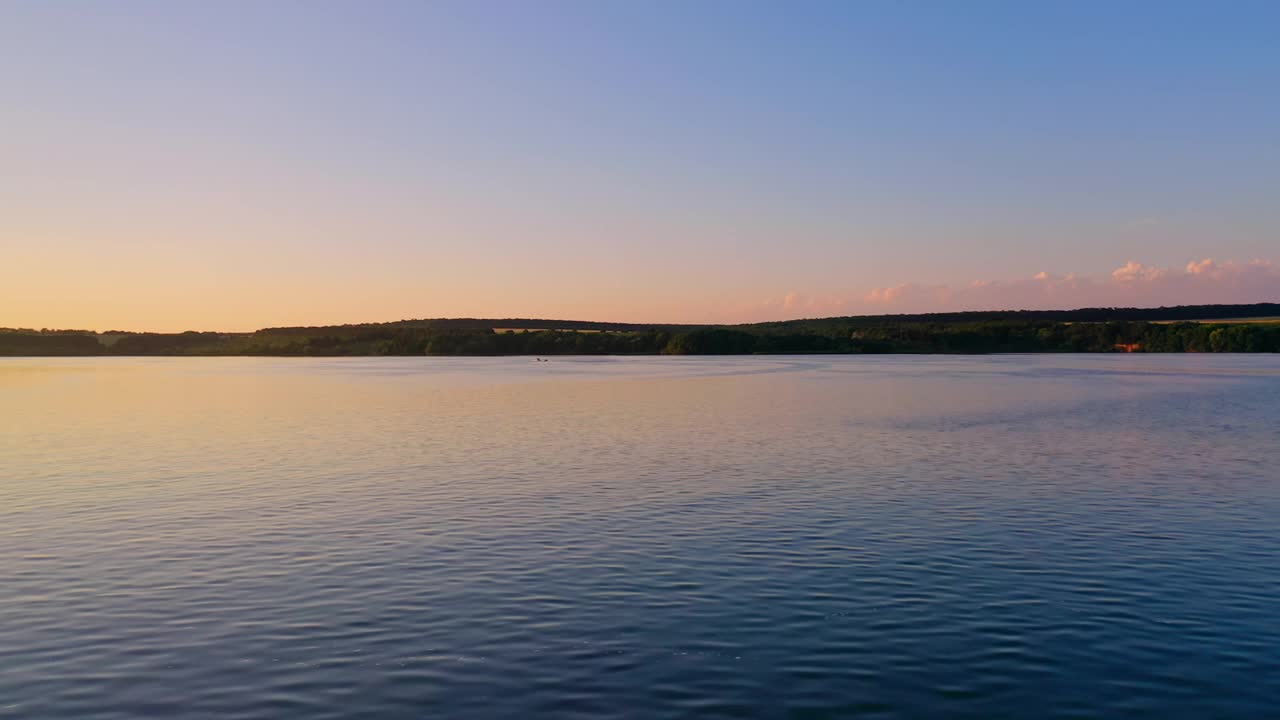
xmin=3 ymin=355 xmax=1280 ymax=718
xmin=0 ymin=353 xmax=1270 ymax=541
xmin=0 ymin=355 xmax=1250 ymax=512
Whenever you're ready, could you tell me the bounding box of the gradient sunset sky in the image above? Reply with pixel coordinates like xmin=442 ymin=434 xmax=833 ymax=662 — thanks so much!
xmin=4 ymin=1 xmax=1278 ymax=332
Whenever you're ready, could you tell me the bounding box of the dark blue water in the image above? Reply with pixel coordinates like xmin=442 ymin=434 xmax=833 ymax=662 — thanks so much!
xmin=2 ymin=355 xmax=1278 ymax=718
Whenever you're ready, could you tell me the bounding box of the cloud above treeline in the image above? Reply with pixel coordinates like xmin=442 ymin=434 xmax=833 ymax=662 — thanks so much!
xmin=758 ymin=258 xmax=1280 ymax=318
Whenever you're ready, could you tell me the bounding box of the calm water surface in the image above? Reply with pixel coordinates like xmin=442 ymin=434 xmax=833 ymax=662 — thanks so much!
xmin=2 ymin=355 xmax=1278 ymax=718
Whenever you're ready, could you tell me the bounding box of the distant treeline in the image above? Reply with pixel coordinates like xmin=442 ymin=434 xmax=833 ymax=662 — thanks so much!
xmin=3 ymin=303 xmax=1279 ymax=356
xmin=755 ymin=302 xmax=1280 ymax=330
xmin=251 ymin=302 xmax=1280 ymax=335
xmin=0 ymin=333 xmax=106 ymax=356
xmin=256 ymin=317 xmax=680 ymax=335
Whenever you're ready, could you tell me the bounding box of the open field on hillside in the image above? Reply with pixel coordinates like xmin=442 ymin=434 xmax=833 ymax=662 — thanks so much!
xmin=493 ymin=328 xmax=608 ymax=333
xmin=1152 ymin=317 xmax=1280 ymax=324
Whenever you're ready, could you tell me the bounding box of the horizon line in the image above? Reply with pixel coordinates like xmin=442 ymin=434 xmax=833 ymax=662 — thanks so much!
xmin=6 ymin=300 xmax=1279 ymax=336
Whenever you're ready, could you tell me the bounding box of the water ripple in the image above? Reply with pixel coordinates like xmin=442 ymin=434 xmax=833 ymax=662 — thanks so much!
xmin=2 ymin=355 xmax=1278 ymax=718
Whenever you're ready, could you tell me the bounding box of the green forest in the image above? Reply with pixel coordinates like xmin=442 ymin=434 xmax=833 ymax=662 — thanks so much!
xmin=3 ymin=303 xmax=1279 ymax=356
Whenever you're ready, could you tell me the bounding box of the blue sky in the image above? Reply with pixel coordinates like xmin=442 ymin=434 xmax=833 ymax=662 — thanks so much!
xmin=3 ymin=1 xmax=1278 ymax=329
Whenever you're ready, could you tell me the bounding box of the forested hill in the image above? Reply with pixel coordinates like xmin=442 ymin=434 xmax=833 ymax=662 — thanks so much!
xmin=257 ymin=317 xmax=701 ymax=335
xmin=3 ymin=303 xmax=1279 ymax=356
xmin=255 ymin=302 xmax=1280 ymax=335
xmin=755 ymin=302 xmax=1280 ymax=330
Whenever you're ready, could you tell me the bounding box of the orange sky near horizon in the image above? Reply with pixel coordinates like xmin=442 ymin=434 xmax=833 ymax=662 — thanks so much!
xmin=4 ymin=3 xmax=1278 ymax=332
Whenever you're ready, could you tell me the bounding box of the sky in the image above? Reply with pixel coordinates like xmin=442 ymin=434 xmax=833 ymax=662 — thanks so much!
xmin=3 ymin=1 xmax=1278 ymax=331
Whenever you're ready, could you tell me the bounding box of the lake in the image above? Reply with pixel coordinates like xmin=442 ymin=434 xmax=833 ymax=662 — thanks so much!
xmin=2 ymin=355 xmax=1278 ymax=718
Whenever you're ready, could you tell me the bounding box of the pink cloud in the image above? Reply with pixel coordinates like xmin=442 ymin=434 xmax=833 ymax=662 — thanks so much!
xmin=739 ymin=257 xmax=1279 ymax=322
xmin=1111 ymin=261 xmax=1167 ymax=283
xmin=864 ymin=283 xmax=954 ymax=306
xmin=1186 ymin=258 xmax=1216 ymax=275
xmin=864 ymin=284 xmax=907 ymax=304
xmin=854 ymin=258 xmax=1280 ymax=314
xmin=745 ymin=291 xmax=853 ymax=320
